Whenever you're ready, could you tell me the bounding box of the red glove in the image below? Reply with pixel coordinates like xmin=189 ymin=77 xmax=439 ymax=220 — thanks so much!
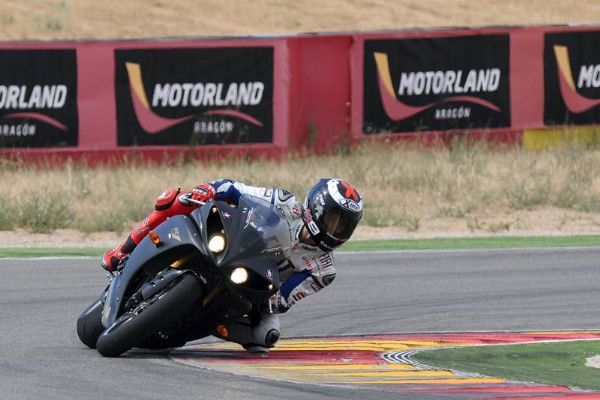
xmin=190 ymin=183 xmax=216 ymax=203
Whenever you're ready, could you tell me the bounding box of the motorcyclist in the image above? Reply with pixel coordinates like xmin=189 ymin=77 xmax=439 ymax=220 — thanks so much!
xmin=101 ymin=178 xmax=363 ymax=353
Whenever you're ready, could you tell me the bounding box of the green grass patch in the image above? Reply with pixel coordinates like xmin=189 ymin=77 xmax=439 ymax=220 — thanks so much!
xmin=0 ymin=235 xmax=599 ymax=258
xmin=342 ymin=235 xmax=600 ymax=251
xmin=0 ymin=247 xmax=103 ymax=258
xmin=414 ymin=340 xmax=600 ymax=390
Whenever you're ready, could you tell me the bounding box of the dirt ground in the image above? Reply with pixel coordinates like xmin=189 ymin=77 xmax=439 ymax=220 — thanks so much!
xmin=1 ymin=1 xmax=600 ymax=40
xmin=3 ymin=207 xmax=600 ymax=248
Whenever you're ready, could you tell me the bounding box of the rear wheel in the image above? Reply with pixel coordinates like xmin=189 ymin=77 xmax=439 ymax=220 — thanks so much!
xmin=96 ymin=273 xmax=203 ymax=357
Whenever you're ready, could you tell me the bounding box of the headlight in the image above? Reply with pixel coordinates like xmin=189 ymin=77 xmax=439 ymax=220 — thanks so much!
xmin=230 ymin=267 xmax=248 ymax=284
xmin=208 ymin=233 xmax=226 ymax=253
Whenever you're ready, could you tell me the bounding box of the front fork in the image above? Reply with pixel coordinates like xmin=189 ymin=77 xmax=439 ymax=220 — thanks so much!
xmin=101 ymin=267 xmax=199 ymax=329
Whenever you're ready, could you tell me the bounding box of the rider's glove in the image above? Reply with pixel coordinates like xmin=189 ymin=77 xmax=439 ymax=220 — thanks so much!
xmin=191 ymin=183 xmax=216 ymax=203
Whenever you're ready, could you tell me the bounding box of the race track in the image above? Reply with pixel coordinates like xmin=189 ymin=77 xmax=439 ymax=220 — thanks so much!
xmin=1 ymin=247 xmax=599 ymax=399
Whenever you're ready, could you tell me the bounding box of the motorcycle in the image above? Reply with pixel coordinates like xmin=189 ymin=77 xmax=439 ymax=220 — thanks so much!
xmin=77 ymin=194 xmax=290 ymax=357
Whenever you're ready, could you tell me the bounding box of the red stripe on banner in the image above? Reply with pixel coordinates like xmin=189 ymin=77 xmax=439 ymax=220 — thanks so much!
xmin=3 ymin=112 xmax=68 ymax=130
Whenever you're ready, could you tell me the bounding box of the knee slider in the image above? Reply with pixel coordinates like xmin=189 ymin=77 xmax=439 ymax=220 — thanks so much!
xmin=265 ymin=329 xmax=280 ymax=347
xmin=322 ymin=273 xmax=336 ymax=286
xmin=155 ymin=188 xmax=180 ymax=211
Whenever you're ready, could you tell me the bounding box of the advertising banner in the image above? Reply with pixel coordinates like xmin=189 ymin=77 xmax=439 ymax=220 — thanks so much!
xmin=362 ymin=35 xmax=511 ymax=134
xmin=544 ymin=30 xmax=600 ymax=126
xmin=115 ymin=47 xmax=273 ymax=146
xmin=0 ymin=49 xmax=78 ymax=148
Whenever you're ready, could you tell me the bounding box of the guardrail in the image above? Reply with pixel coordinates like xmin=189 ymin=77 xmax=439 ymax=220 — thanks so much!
xmin=1 ymin=24 xmax=599 ymax=163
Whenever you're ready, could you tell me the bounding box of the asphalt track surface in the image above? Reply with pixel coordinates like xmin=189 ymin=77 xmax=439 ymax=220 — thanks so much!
xmin=1 ymin=247 xmax=600 ymax=400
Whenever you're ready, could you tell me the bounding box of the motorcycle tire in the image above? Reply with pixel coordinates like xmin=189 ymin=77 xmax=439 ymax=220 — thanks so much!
xmin=76 ymin=299 xmax=105 ymax=349
xmin=96 ymin=273 xmax=203 ymax=357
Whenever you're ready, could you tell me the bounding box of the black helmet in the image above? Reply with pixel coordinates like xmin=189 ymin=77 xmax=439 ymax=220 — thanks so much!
xmin=302 ymin=178 xmax=363 ymax=251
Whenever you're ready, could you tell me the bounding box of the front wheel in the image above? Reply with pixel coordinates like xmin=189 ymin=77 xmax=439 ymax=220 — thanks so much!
xmin=96 ymin=273 xmax=203 ymax=357
xmin=76 ymin=299 xmax=105 ymax=349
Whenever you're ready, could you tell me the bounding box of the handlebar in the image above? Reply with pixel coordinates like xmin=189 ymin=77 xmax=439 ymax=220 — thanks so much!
xmin=179 ymin=193 xmax=206 ymax=207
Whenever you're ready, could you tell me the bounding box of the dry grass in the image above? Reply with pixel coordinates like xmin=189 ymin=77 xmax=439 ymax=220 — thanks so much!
xmin=1 ymin=1 xmax=599 ymax=40
xmin=4 ymin=141 xmax=600 ymax=234
xmin=1 ymin=3 xmax=599 ymax=237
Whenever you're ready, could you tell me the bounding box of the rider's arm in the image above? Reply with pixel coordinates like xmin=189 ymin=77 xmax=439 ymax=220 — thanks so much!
xmin=209 ymin=178 xmax=293 ymax=206
xmin=278 ymin=253 xmax=337 ymax=311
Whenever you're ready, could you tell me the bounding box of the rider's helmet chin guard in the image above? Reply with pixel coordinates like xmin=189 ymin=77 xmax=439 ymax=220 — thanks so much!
xmin=302 ymin=178 xmax=363 ymax=252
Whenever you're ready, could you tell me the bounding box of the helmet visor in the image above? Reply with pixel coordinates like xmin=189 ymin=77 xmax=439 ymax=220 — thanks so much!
xmin=319 ymin=209 xmax=359 ymax=242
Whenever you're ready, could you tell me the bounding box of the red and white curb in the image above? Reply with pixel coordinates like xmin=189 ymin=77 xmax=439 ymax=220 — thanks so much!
xmin=170 ymin=331 xmax=600 ymax=399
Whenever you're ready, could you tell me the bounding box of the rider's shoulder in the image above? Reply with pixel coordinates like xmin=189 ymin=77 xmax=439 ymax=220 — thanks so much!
xmin=273 ymin=188 xmax=302 ymax=220
xmin=274 ymin=188 xmax=297 ymax=205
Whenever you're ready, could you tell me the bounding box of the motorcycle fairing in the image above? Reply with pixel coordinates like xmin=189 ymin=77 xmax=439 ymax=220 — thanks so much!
xmin=102 ymin=195 xmax=290 ymax=329
xmin=192 ymin=197 xmax=287 ymax=288
xmin=103 ymin=215 xmax=206 ymax=327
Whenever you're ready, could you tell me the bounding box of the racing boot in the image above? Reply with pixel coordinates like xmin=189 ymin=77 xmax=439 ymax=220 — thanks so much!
xmin=99 ymin=211 xmax=156 ymax=272
xmin=99 ymin=187 xmax=202 ymax=272
xmin=100 ymin=235 xmax=137 ymax=272
xmin=100 ymin=185 xmax=214 ymax=272
xmin=100 ymin=212 xmax=154 ymax=272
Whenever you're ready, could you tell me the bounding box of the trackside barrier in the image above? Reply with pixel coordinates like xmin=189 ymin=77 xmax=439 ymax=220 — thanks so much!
xmin=1 ymin=24 xmax=600 ymax=164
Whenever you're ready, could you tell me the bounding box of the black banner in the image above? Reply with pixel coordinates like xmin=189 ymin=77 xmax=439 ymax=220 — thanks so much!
xmin=363 ymin=35 xmax=510 ymax=134
xmin=0 ymin=50 xmax=77 ymax=148
xmin=544 ymin=31 xmax=600 ymax=125
xmin=115 ymin=47 xmax=273 ymax=146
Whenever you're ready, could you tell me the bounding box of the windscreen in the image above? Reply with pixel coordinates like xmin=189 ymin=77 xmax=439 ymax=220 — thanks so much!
xmin=237 ymin=195 xmax=293 ymax=262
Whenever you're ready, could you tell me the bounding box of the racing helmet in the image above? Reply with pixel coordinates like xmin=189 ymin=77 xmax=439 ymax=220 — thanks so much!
xmin=302 ymin=178 xmax=363 ymax=251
